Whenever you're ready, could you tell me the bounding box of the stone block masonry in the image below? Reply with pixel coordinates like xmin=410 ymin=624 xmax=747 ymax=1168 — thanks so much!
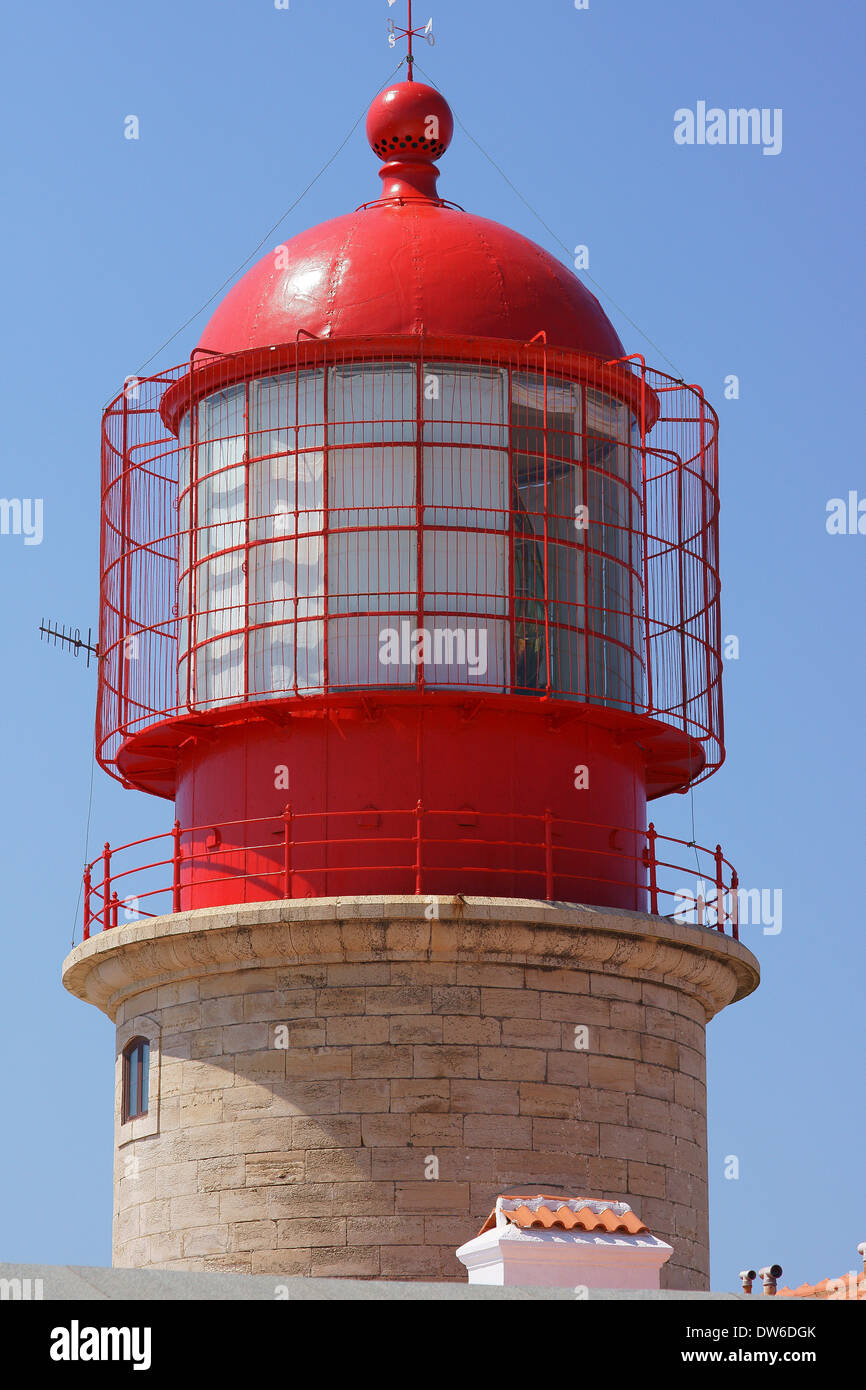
xmin=62 ymin=897 xmax=758 ymax=1290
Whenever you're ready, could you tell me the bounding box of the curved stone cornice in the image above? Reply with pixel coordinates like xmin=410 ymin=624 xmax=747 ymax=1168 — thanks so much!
xmin=62 ymin=896 xmax=759 ymax=1022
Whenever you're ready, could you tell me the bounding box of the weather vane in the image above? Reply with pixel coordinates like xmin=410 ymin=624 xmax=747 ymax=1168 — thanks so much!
xmin=386 ymin=0 xmax=434 ymax=82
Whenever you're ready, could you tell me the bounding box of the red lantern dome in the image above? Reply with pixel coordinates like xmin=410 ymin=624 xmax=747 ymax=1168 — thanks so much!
xmin=88 ymin=75 xmax=731 ymax=934
xmin=199 ymin=82 xmax=624 ymax=359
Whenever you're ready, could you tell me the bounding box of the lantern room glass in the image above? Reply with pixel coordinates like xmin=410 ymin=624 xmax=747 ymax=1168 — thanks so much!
xmin=177 ymin=362 xmax=645 ymax=711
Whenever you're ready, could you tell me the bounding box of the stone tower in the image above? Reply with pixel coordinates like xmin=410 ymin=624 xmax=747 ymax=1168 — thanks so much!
xmin=63 ymin=898 xmax=757 ymax=1287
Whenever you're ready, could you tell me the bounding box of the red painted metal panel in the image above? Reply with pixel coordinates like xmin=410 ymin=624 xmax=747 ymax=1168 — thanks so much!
xmin=172 ymin=703 xmax=644 ymax=906
xmin=197 ymin=203 xmax=625 ymax=361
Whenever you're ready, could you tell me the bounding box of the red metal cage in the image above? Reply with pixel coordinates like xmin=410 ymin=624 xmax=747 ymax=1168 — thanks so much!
xmin=99 ymin=335 xmax=723 ymax=798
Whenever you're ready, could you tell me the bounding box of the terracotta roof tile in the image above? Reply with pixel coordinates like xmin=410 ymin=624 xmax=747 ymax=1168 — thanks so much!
xmin=778 ymin=1273 xmax=865 ymax=1301
xmin=478 ymin=1194 xmax=650 ymax=1237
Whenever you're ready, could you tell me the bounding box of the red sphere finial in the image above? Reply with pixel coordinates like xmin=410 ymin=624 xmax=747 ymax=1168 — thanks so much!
xmin=366 ymin=82 xmax=454 ymax=203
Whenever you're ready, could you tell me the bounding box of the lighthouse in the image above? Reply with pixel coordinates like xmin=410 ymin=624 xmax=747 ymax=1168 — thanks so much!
xmin=63 ymin=19 xmax=758 ymax=1289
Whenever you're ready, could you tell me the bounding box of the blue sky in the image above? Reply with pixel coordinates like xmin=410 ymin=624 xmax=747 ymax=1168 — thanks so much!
xmin=1 ymin=0 xmax=863 ymax=1291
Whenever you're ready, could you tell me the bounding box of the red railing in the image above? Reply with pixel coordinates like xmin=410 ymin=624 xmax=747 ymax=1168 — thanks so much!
xmin=81 ymin=806 xmax=739 ymax=942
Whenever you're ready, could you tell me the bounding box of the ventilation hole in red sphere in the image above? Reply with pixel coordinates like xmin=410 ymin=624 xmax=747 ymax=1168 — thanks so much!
xmin=374 ymin=131 xmax=445 ymax=160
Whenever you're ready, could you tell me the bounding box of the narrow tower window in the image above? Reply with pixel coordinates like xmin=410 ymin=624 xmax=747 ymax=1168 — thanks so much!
xmin=122 ymin=1037 xmax=150 ymax=1122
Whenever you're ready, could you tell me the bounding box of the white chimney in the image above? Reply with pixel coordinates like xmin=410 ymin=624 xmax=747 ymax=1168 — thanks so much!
xmin=456 ymin=1195 xmax=673 ymax=1289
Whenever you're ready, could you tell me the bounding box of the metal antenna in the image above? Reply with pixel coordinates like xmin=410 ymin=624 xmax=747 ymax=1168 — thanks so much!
xmin=386 ymin=0 xmax=435 ymax=81
xmin=39 ymin=618 xmax=99 ymax=670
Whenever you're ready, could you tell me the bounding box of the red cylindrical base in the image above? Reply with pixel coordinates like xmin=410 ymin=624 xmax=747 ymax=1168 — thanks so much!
xmin=171 ymin=699 xmax=648 ymax=912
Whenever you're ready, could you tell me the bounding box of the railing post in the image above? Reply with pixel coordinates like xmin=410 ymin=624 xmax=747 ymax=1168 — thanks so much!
xmin=414 ymin=800 xmax=423 ymax=895
xmin=714 ymin=844 xmax=725 ymax=933
xmin=544 ymin=809 xmax=554 ymax=900
xmin=646 ymin=822 xmax=659 ymax=915
xmin=110 ymin=891 xmax=119 ymax=930
xmin=730 ymin=868 xmax=740 ymax=941
xmin=282 ymin=804 xmax=292 ymax=899
xmin=172 ymin=819 xmax=182 ymax=914
xmin=102 ymin=842 xmax=111 ymax=931
xmin=83 ymin=864 xmax=91 ymax=941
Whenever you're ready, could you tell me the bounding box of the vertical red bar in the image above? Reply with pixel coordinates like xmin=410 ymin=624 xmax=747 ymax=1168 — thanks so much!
xmin=714 ymin=844 xmax=725 ymax=933
xmin=646 ymin=822 xmax=658 ymax=915
xmin=675 ymin=403 xmax=689 ymax=734
xmin=292 ymin=355 xmax=301 ymax=695
xmin=102 ymin=842 xmax=111 ymax=931
xmin=172 ymin=819 xmax=182 ymax=914
xmin=414 ymin=799 xmax=423 ymax=895
xmin=415 ymin=349 xmax=425 ymax=693
xmin=639 ymin=361 xmax=653 ymax=715
xmin=110 ymin=893 xmax=119 ymax=930
xmin=541 ymin=342 xmax=552 ymax=694
xmin=321 ymin=353 xmax=330 ymax=694
xmin=242 ymin=380 xmax=251 ymax=702
xmin=698 ymin=391 xmax=714 ymax=745
xmin=730 ymin=869 xmax=739 ymax=941
xmin=118 ymin=390 xmax=130 ymax=735
xmin=186 ymin=361 xmax=199 ymax=711
xmin=83 ymin=865 xmax=92 ymax=941
xmin=582 ymin=369 xmax=591 ymax=700
xmin=506 ymin=362 xmax=516 ymax=690
xmin=544 ymin=808 xmax=554 ymax=900
xmin=283 ymin=804 xmax=292 ymax=899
